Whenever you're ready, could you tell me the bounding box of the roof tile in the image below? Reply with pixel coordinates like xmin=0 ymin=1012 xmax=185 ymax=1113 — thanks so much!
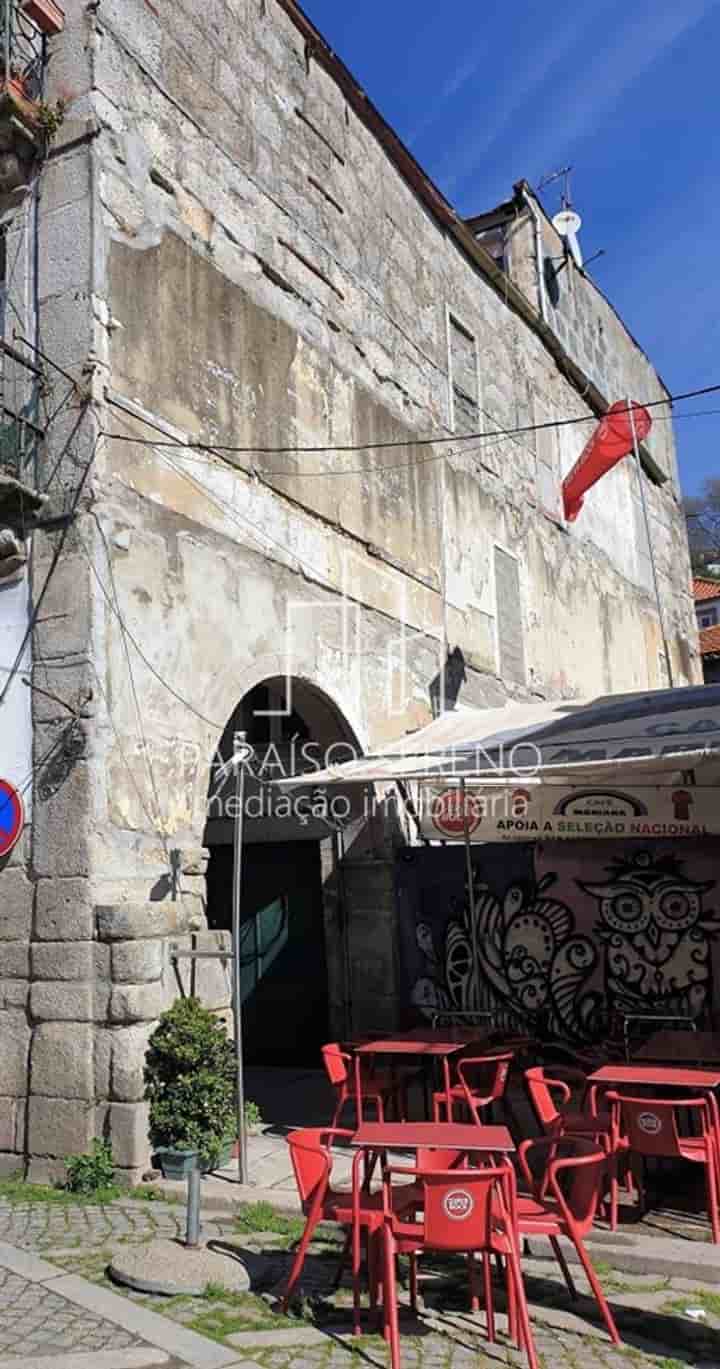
xmin=693 ymin=577 xmax=720 ymax=601
xmin=699 ymin=624 xmax=720 ymax=656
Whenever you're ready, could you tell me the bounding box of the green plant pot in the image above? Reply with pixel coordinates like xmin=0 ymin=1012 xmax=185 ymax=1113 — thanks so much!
xmin=153 ymin=1148 xmax=200 ymax=1181
xmin=200 ymin=1139 xmax=235 ymax=1174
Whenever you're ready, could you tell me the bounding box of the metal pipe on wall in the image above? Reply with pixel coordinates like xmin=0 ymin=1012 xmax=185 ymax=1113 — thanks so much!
xmin=627 ymin=400 xmax=674 ymax=688
xmin=522 ymin=188 xmax=548 ymax=324
xmin=460 ymin=778 xmax=479 ymax=1011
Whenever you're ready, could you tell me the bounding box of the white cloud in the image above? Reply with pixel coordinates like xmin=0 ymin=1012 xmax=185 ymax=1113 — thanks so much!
xmin=441 ymin=0 xmax=615 ymax=189
xmin=512 ymin=0 xmax=719 ymax=186
xmin=442 ymin=0 xmax=718 ymax=197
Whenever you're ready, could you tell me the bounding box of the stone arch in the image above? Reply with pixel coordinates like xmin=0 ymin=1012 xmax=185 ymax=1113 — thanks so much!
xmin=203 ymin=674 xmax=363 ymax=1067
xmin=208 ymin=654 xmax=370 ymax=762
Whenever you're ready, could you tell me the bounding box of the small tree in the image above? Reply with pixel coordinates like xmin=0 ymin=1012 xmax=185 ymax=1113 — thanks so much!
xmin=685 ymin=478 xmax=720 ymax=574
xmin=144 ymin=997 xmax=236 ymax=1169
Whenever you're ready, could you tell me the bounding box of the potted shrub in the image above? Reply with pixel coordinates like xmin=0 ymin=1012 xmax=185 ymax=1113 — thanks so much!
xmin=144 ymin=997 xmax=237 ymax=1178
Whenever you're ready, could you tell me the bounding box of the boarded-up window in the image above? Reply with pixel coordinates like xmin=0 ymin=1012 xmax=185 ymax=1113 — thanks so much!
xmin=632 ymin=478 xmax=652 ymax=591
xmin=448 ymin=314 xmax=479 ymax=435
xmin=494 ymin=547 xmax=525 ymax=683
xmin=534 ymin=396 xmax=563 ymax=521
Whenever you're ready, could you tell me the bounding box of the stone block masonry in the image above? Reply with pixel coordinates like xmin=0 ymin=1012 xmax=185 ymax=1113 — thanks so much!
xmin=0 ymin=0 xmax=701 ymax=1181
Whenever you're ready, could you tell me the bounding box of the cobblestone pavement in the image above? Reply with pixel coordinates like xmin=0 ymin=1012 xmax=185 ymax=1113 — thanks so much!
xmin=0 ymin=1196 xmax=195 ymax=1252
xmin=0 ymin=1263 xmax=146 ymax=1359
xmin=0 ymin=1196 xmax=718 ymax=1366
xmin=45 ymin=1211 xmax=720 ymax=1368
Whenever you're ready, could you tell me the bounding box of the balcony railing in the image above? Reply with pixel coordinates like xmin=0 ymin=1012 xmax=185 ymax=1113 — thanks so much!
xmin=1 ymin=0 xmax=44 ymax=104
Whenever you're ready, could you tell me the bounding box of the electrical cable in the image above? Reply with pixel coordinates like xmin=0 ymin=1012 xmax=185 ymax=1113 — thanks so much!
xmin=0 ymin=422 xmax=99 ymax=709
xmin=109 ymin=405 xmax=720 ymax=482
xmin=74 ymin=534 xmax=223 ymax=730
xmin=92 ymin=513 xmax=172 ymax=864
xmin=101 ymin=382 xmax=720 ymax=459
xmin=84 ymin=654 xmax=180 ymax=848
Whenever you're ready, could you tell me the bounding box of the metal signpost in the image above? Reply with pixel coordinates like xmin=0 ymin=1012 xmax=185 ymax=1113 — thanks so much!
xmin=231 ymin=730 xmax=253 ymax=1185
xmin=168 ymin=731 xmax=254 ymax=1187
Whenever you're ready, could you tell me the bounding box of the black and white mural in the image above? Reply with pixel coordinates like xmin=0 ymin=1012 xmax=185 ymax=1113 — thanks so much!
xmin=396 ymin=840 xmax=720 ymax=1043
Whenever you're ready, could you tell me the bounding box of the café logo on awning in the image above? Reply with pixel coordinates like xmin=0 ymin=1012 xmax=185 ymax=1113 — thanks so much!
xmin=552 ymin=790 xmax=648 ymax=820
xmin=431 ymin=790 xmax=484 ymax=838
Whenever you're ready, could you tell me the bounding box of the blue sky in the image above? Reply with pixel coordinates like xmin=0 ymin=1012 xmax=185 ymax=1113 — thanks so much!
xmin=301 ymin=0 xmax=720 ymax=495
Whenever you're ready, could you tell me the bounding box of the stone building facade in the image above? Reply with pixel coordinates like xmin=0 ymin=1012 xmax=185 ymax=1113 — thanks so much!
xmin=0 ymin=0 xmax=700 ymax=1180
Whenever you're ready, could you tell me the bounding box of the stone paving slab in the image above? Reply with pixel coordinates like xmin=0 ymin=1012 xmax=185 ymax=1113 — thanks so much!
xmin=0 ymin=1353 xmax=172 ymax=1368
xmin=0 ymin=1264 xmax=149 ymax=1361
xmin=1 ymin=1185 xmax=720 ymax=1367
xmin=48 ymin=1276 xmax=241 ymax=1368
xmin=227 ymin=1329 xmax=332 ymax=1349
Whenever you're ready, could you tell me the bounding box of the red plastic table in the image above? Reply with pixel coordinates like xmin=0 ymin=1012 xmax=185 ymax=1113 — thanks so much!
xmin=588 ymin=1064 xmax=720 ymax=1152
xmin=587 ymin=1064 xmax=720 ymax=1091
xmin=398 ymin=1026 xmax=493 ymax=1046
xmin=633 ymin=1032 xmax=720 ymax=1066
xmin=588 ymin=1063 xmax=720 ymax=1219
xmin=353 ymin=1036 xmax=472 ymax=1121
xmin=351 ymin=1121 xmax=516 ymax=1153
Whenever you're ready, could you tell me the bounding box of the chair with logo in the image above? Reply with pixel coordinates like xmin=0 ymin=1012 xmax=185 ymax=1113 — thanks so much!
xmin=381 ymin=1159 xmax=538 ymax=1369
xmin=606 ymin=1093 xmax=720 ymax=1242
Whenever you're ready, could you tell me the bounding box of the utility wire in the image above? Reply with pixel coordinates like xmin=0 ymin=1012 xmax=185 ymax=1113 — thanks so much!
xmin=84 ymin=654 xmax=179 ymax=848
xmin=75 ymin=535 xmax=223 ymax=730
xmin=0 ymin=419 xmax=99 ymax=709
xmin=91 ymin=513 xmax=172 ymax=863
xmin=102 ymin=382 xmax=720 ymax=459
xmin=112 ymin=404 xmax=720 ymax=482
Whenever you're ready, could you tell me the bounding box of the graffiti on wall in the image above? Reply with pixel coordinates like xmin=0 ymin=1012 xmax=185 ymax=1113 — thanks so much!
xmin=396 ymin=841 xmax=719 ymax=1043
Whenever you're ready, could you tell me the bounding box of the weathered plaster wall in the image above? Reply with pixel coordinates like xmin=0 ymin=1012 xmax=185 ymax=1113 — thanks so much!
xmin=0 ymin=0 xmax=700 ymax=1178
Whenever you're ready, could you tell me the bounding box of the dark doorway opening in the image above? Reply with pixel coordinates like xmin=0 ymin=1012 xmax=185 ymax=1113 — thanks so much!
xmin=207 ymin=840 xmax=328 ymax=1067
xmin=205 ymin=677 xmax=359 ymax=1068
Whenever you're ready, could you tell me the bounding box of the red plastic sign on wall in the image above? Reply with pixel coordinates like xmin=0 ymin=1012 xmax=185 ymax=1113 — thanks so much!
xmin=0 ymin=780 xmax=24 ymax=858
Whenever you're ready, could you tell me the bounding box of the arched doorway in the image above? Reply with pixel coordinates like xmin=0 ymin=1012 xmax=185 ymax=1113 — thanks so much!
xmin=204 ymin=678 xmax=360 ymax=1067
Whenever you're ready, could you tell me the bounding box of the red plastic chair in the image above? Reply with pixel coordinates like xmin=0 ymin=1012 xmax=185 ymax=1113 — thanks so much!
xmin=515 ymin=1137 xmax=620 ymax=1345
xmin=607 ymin=1093 xmax=720 ymax=1242
xmin=525 ymin=1067 xmax=611 ymax=1143
xmin=381 ymin=1160 xmax=539 ymax=1369
xmin=322 ymin=1044 xmax=407 ymax=1128
xmin=433 ymin=1052 xmax=513 ymax=1124
xmin=283 ymin=1127 xmax=417 ymax=1331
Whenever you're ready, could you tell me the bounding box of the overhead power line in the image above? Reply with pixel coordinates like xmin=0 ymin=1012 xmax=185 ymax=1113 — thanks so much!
xmin=75 ymin=533 xmax=223 ymax=731
xmin=92 ymin=513 xmax=172 ymax=863
xmin=101 ymin=382 xmax=720 ymax=459
xmin=110 ymin=404 xmax=720 ymax=482
xmin=0 ymin=419 xmax=99 ymax=710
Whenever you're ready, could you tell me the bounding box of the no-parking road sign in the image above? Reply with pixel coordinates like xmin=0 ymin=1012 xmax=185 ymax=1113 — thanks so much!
xmin=0 ymin=780 xmax=24 ymax=858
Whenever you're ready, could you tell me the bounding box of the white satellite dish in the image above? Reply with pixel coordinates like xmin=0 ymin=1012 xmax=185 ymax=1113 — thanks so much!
xmin=552 ymin=208 xmax=584 ymax=269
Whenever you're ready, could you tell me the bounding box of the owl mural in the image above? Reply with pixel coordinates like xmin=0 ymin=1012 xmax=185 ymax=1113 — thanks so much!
xmin=580 ymin=851 xmax=719 ymax=1024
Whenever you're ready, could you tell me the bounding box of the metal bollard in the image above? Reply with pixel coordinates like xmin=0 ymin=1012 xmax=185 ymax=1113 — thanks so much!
xmin=185 ymin=1165 xmax=202 ymax=1248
